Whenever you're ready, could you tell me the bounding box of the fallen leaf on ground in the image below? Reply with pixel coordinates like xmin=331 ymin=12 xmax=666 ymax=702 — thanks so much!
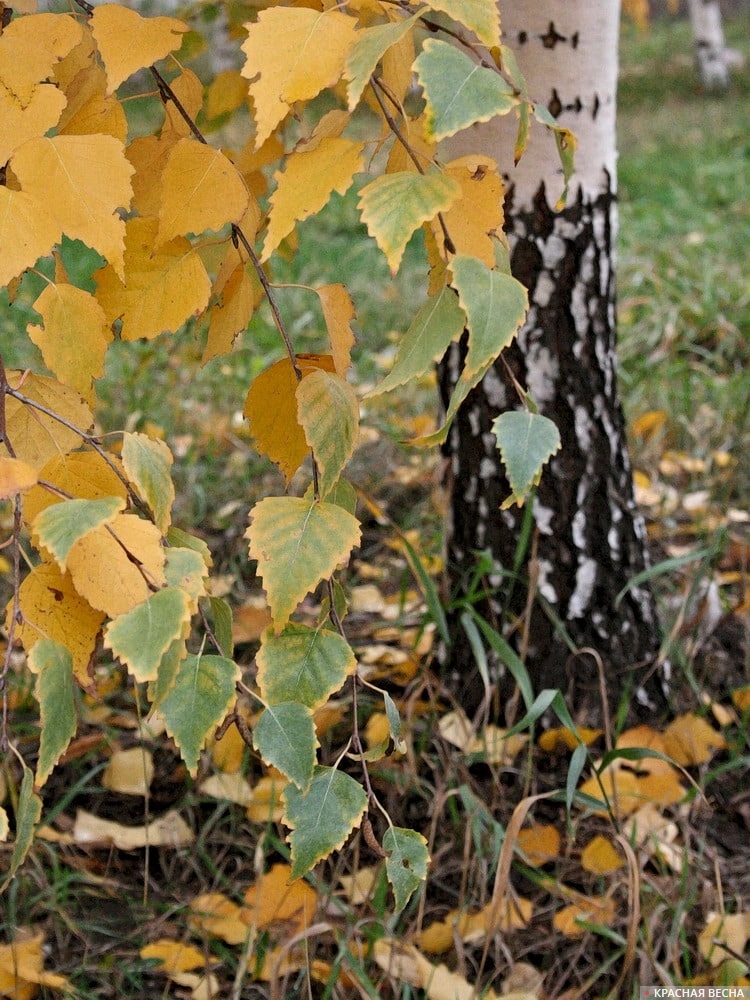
xmin=102 ymin=746 xmax=154 ymax=796
xmin=662 ymin=712 xmax=727 ymax=766
xmin=698 ymin=912 xmax=750 ymax=967
xmin=581 ymin=834 xmax=624 ymax=874
xmin=72 ymin=808 xmax=193 ymax=848
xmin=243 ymin=862 xmax=317 ymax=932
xmin=0 ymin=930 xmax=71 ymax=997
xmin=189 ymin=893 xmax=249 ymax=945
xmin=516 ymin=824 xmax=561 ymax=867
xmin=553 ymin=895 xmax=617 ymax=936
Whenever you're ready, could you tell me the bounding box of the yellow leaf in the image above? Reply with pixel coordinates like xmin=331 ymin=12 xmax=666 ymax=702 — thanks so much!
xmin=0 ymin=11 xmax=83 ymax=105
xmin=316 ymin=284 xmax=356 ymax=377
xmin=243 ymin=862 xmax=317 ymax=932
xmin=732 ymin=686 xmax=750 ymax=714
xmin=189 ymin=893 xmax=249 ymax=945
xmin=241 ymin=7 xmax=358 ymax=147
xmin=423 ymin=0 xmax=501 ymax=48
xmin=28 ymin=282 xmax=112 ymax=403
xmin=579 ymin=767 xmax=643 ymax=817
xmin=67 ymin=513 xmax=166 ymax=618
xmin=0 ymin=370 xmax=92 ymax=472
xmin=12 ymin=562 xmax=105 ymax=687
xmin=157 ymin=138 xmax=250 ymax=246
xmin=365 ymin=711 xmax=390 ymax=750
xmin=96 ymin=217 xmax=211 ymax=341
xmin=471 ymin=724 xmax=528 ymax=765
xmin=91 ymin=4 xmax=188 ymax=95
xmin=209 ymin=723 xmax=247 ymax=774
xmin=0 ymin=187 xmax=61 ymax=287
xmin=0 ymin=81 xmax=67 ymax=165
xmin=205 ymin=69 xmax=249 ymax=121
xmin=698 ymin=912 xmax=750 ymax=967
xmin=538 ymin=726 xmax=602 ymax=752
xmin=631 ymin=409 xmax=668 ymax=440
xmin=199 ymin=771 xmax=255 ymax=807
xmin=430 ymin=155 xmax=505 ymax=266
xmin=0 ymin=457 xmax=38 ymax=499
xmin=21 ymin=450 xmax=127 ymax=528
xmin=74 ymin=809 xmax=194 ymax=850
xmin=419 ymin=898 xmax=531 ymax=954
xmin=203 ymin=264 xmax=256 ymax=364
xmin=0 ymin=930 xmax=71 ymax=997
xmin=245 ymin=773 xmax=285 ymax=823
xmin=11 ymin=135 xmax=134 ymax=279
xmin=102 ymin=747 xmax=154 ymax=797
xmin=553 ymin=895 xmax=616 ymax=936
xmin=581 ymin=835 xmax=624 ymax=875
xmin=140 ymin=939 xmax=205 ymax=974
xmin=516 ymin=823 xmax=561 ymax=867
xmin=243 ymin=355 xmax=335 ymax=482
xmin=162 ymin=69 xmax=204 ymax=137
xmin=662 ymin=712 xmax=727 ymax=766
xmin=57 ymin=62 xmax=128 ymax=141
xmin=373 ymin=939 xmax=500 ymax=1000
xmin=262 ymin=137 xmax=364 ymax=260
xmin=126 ymin=132 xmax=180 ymax=217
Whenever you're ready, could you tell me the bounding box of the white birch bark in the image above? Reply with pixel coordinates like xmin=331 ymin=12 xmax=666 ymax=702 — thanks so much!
xmin=688 ymin=0 xmax=730 ymax=89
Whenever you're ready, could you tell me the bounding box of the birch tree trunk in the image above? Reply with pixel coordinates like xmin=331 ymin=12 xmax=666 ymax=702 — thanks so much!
xmin=438 ymin=1 xmax=666 ymax=724
xmin=688 ymin=0 xmax=730 ymax=89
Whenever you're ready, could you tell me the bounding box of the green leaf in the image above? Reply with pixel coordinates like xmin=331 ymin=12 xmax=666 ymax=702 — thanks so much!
xmin=345 ymin=13 xmax=421 ymax=110
xmin=33 ymin=496 xmax=124 ymax=570
xmin=159 ymin=652 xmax=239 ymax=775
xmin=365 ymin=286 xmax=466 ymax=397
xmin=122 ymin=432 xmax=175 ymax=534
xmin=410 ymin=357 xmax=494 ymax=447
xmin=283 ymin=766 xmax=367 ymax=880
xmin=166 ymin=526 xmax=213 ymax=566
xmin=164 ymin=546 xmax=208 ymax=607
xmin=492 ymin=411 xmax=561 ymax=507
xmin=450 ymin=255 xmax=527 ymax=379
xmin=257 ymin=623 xmax=356 ymax=709
xmin=296 ymin=369 xmax=359 ymax=500
xmin=1 ymin=751 xmax=42 ymax=892
xmin=29 ymin=639 xmax=76 ymax=788
xmin=103 ymin=587 xmax=191 ymax=682
xmin=533 ymin=104 xmax=576 ymax=208
xmin=208 ymin=595 xmax=234 ymax=658
xmin=358 ymin=171 xmax=460 ymax=274
xmin=414 ymin=39 xmax=516 ymax=143
xmin=254 ymin=701 xmax=318 ymax=792
xmin=148 ymin=637 xmax=187 ymax=710
xmin=383 ymin=691 xmax=406 ymax=754
xmin=383 ymin=827 xmax=429 ymax=912
xmin=423 ymin=0 xmax=500 ymax=48
xmin=246 ymin=496 xmax=361 ymax=631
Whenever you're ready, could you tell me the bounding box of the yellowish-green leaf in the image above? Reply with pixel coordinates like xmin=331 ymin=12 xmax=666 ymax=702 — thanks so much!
xmin=366 ymin=286 xmax=465 ymax=397
xmin=246 ymin=497 xmax=360 ymax=631
xmin=450 ymin=254 xmax=527 ymax=378
xmin=0 ymin=753 xmax=42 ymax=893
xmin=414 ymin=39 xmax=516 ymax=143
xmin=33 ymin=496 xmax=125 ymax=571
xmin=283 ymin=766 xmax=367 ymax=880
xmin=29 ymin=639 xmax=77 ymax=787
xmin=164 ymin=547 xmax=209 ymax=609
xmin=12 ymin=561 xmax=106 ymax=687
xmin=383 ymin=827 xmax=429 ymax=912
xmin=122 ymin=432 xmax=175 ymax=534
xmin=0 ymin=457 xmax=38 ymax=499
xmin=104 ymin=588 xmax=191 ymax=682
xmin=21 ymin=450 xmax=128 ymax=529
xmin=358 ymin=171 xmax=460 ymax=274
xmin=345 ymin=14 xmax=421 ymax=110
xmin=316 ymin=285 xmax=356 ymax=377
xmin=28 ymin=282 xmax=112 ymax=404
xmin=241 ymin=8 xmax=358 ymax=147
xmin=492 ymin=411 xmax=561 ymax=508
xmin=0 ymin=370 xmax=93 ymax=472
xmin=11 ymin=135 xmax=134 ymax=279
xmin=91 ymin=4 xmax=188 ymax=95
xmin=157 ymin=138 xmax=250 ymax=246
xmin=148 ymin=637 xmax=188 ymax=711
xmin=256 ymin=623 xmax=356 ymax=709
xmin=262 ymin=138 xmax=364 ymax=260
xmin=0 ymin=187 xmax=61 ymax=285
xmin=159 ymin=653 xmax=240 ymax=775
xmin=422 ymin=0 xmax=500 ymax=48
xmin=254 ymin=702 xmax=318 ymax=792
xmin=296 ymin=369 xmax=359 ymax=499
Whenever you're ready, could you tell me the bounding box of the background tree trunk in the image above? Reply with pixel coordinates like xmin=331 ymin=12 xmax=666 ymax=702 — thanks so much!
xmin=438 ymin=1 xmax=666 ymax=725
xmin=688 ymin=0 xmax=730 ymax=89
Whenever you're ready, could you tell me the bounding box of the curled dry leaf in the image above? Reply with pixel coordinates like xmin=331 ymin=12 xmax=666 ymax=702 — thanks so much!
xmin=72 ymin=808 xmax=193 ymax=849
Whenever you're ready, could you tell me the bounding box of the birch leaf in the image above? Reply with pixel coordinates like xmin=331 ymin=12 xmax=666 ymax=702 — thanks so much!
xmin=29 ymin=639 xmax=77 ymax=788
xmin=241 ymin=8 xmax=358 ymax=146
xmin=158 ymin=139 xmax=250 ymax=246
xmin=256 ymin=623 xmax=356 ymax=709
xmin=91 ymin=4 xmax=188 ymax=95
xmin=122 ymin=432 xmax=175 ymax=534
xmin=103 ymin=588 xmax=192 ymax=682
xmin=358 ymin=171 xmax=460 ymax=274
xmin=253 ymin=702 xmax=318 ymax=793
xmin=246 ymin=497 xmax=360 ymax=631
xmin=492 ymin=411 xmax=561 ymax=508
xmin=296 ymin=369 xmax=359 ymax=499
xmin=423 ymin=0 xmax=501 ymax=48
xmin=159 ymin=653 xmax=240 ymax=775
xmin=0 ymin=457 xmax=38 ymax=499
xmin=33 ymin=496 xmax=125 ymax=571
xmin=316 ymin=285 xmax=356 ymax=376
xmin=345 ymin=14 xmax=421 ymax=110
xmin=0 ymin=187 xmax=61 ymax=285
xmin=383 ymin=827 xmax=429 ymax=912
xmin=21 ymin=450 xmax=128 ymax=528
xmin=0 ymin=755 xmax=42 ymax=892
xmin=366 ymin=286 xmax=465 ymax=397
xmin=415 ymin=39 xmax=516 ymax=142
xmin=283 ymin=766 xmax=367 ymax=880
xmin=203 ymin=264 xmax=256 ymax=364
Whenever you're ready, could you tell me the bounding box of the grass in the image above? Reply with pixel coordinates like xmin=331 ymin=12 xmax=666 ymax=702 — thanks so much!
xmin=2 ymin=11 xmax=750 ymax=1000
